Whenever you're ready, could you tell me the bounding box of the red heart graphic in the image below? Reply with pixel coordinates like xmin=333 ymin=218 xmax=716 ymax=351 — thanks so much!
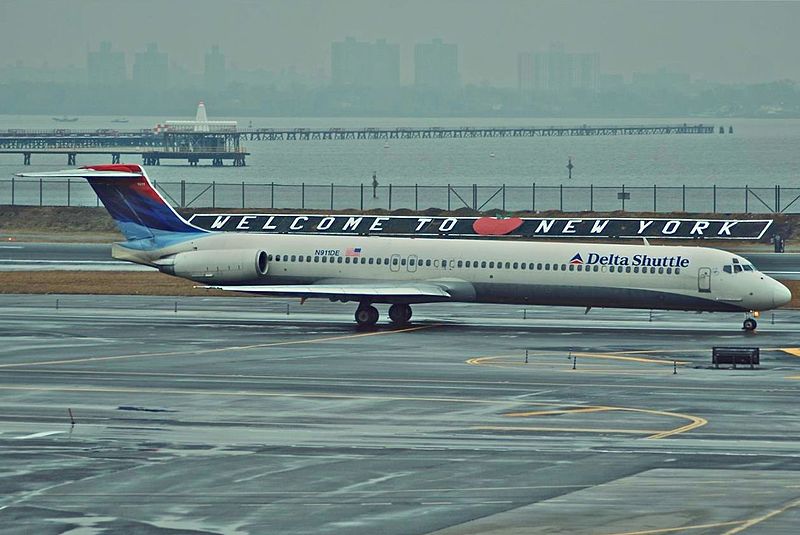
xmin=473 ymin=217 xmax=524 ymax=236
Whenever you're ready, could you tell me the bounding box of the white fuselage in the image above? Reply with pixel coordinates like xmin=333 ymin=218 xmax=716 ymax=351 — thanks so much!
xmin=121 ymin=232 xmax=791 ymax=313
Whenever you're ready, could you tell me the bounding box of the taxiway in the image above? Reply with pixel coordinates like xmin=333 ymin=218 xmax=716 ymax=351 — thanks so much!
xmin=2 ymin=295 xmax=800 ymax=533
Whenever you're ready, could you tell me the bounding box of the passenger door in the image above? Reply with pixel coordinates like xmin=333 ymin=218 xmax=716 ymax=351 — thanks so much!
xmin=698 ymin=267 xmax=712 ymax=293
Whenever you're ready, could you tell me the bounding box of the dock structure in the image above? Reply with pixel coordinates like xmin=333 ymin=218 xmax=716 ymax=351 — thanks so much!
xmin=0 ymin=123 xmax=719 ymax=166
xmin=0 ymin=130 xmax=248 ymax=166
xmin=240 ymin=123 xmax=718 ymax=141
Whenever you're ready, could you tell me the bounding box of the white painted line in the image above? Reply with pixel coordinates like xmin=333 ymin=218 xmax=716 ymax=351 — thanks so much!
xmin=13 ymin=431 xmax=64 ymax=439
xmin=0 ymin=246 xmax=24 ymax=249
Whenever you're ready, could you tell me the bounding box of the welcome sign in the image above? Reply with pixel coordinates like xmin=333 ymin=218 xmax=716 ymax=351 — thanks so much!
xmin=187 ymin=214 xmax=773 ymax=240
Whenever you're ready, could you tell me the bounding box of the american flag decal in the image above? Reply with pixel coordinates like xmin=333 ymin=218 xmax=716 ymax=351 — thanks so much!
xmin=345 ymin=247 xmax=362 ymax=257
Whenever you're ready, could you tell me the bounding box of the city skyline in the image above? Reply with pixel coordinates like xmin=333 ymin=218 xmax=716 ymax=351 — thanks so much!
xmin=1 ymin=0 xmax=799 ymax=86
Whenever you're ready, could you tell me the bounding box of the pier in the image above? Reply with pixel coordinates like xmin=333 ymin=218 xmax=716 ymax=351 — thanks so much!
xmin=0 ymin=123 xmax=718 ymax=166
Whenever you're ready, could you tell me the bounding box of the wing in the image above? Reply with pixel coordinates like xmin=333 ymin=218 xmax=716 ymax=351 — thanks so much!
xmin=200 ymin=281 xmax=453 ymax=301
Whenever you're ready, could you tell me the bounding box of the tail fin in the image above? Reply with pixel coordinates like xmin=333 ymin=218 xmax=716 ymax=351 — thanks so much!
xmin=17 ymin=164 xmax=207 ymax=243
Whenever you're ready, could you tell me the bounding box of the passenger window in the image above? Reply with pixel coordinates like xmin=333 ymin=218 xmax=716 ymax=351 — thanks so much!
xmin=384 ymin=258 xmax=390 ymax=264
xmin=392 ymin=258 xmax=399 ymax=265
xmin=528 ymin=263 xmax=534 ymax=270
xmin=562 ymin=264 xmax=567 ymax=271
xmin=345 ymin=257 xmax=351 ymax=264
xmin=497 ymin=262 xmax=503 ymax=270
xmin=426 ymin=259 xmax=432 ymax=267
xmin=361 ymin=258 xmax=366 ymax=264
xmin=609 ymin=266 xmax=615 ymax=273
xmin=376 ymin=258 xmax=382 ymax=265
xmin=306 ymin=256 xmax=311 ymax=262
xmin=593 ymin=265 xmax=600 ymax=272
xmin=481 ymin=261 xmax=487 ymax=268
xmin=400 ymin=258 xmax=406 ymax=266
xmin=537 ymin=263 xmax=542 ymax=270
xmin=290 ymin=255 xmax=296 ymax=262
xmin=569 ymin=265 xmax=575 ymax=271
xmin=368 ymin=258 xmax=374 ymax=265
xmin=658 ymin=267 xmax=664 ymax=274
xmin=298 ymin=256 xmax=304 ymax=262
xmin=544 ymin=264 xmax=550 ymax=271
xmin=520 ymin=263 xmax=525 ymax=270
xmin=314 ymin=256 xmax=320 ymax=263
xmin=457 ymin=260 xmax=463 ymax=268
xmin=577 ymin=265 xmax=583 ymax=272
xmin=650 ymin=267 xmax=657 ymax=274
xmin=626 ymin=266 xmax=631 ymax=273
xmin=489 ymin=261 xmax=495 ymax=268
xmin=337 ymin=257 xmax=343 ymax=263
xmin=675 ymin=268 xmax=681 ymax=275
xmin=409 ymin=258 xmax=415 ymax=266
xmin=268 ymin=254 xmax=274 ymax=261
xmin=666 ymin=267 xmax=672 ymax=274
xmin=465 ymin=260 xmax=471 ymax=268
xmin=633 ymin=266 xmax=639 ymax=273
xmin=505 ymin=262 xmax=511 ymax=269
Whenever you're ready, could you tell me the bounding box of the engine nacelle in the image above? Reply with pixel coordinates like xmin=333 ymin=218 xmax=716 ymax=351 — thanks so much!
xmin=158 ymin=249 xmax=269 ymax=283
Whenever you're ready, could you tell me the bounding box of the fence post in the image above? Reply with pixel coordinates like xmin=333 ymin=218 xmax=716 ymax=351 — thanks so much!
xmin=745 ymin=185 xmax=748 ymax=213
xmin=621 ymin=184 xmax=626 ymax=211
xmin=682 ymin=185 xmax=686 ymax=212
xmin=590 ymin=184 xmax=593 ymax=212
xmin=776 ymin=185 xmax=781 ymax=213
xmin=559 ymin=184 xmax=563 ymax=212
xmin=271 ymin=182 xmax=275 ymax=209
xmin=181 ymin=180 xmax=186 ymax=208
xmin=301 ymin=182 xmax=305 ymax=210
xmin=67 ymin=178 xmax=71 ymax=207
xmin=330 ymin=183 xmax=334 ymax=211
xmin=653 ymin=185 xmax=657 ymax=212
xmin=388 ymin=184 xmax=393 ymax=211
xmin=360 ymin=183 xmax=364 ymax=211
xmin=415 ymin=184 xmax=419 ymax=211
xmin=212 ymin=181 xmax=216 ymax=208
xmin=713 ymin=185 xmax=716 ymax=213
xmin=241 ymin=181 xmax=245 ymax=209
xmin=39 ymin=178 xmax=43 ymax=206
xmin=532 ymin=182 xmax=536 ymax=211
xmin=473 ymin=183 xmax=477 ymax=210
xmin=10 ymin=176 xmax=14 ymax=205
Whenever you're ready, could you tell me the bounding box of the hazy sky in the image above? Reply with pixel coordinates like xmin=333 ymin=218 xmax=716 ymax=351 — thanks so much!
xmin=1 ymin=0 xmax=798 ymax=85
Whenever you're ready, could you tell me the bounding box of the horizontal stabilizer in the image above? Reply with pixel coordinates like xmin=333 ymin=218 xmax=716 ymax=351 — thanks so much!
xmin=16 ymin=169 xmax=142 ymax=179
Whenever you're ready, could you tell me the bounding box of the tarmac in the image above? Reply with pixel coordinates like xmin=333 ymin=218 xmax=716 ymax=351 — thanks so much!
xmin=2 ymin=294 xmax=800 ymax=534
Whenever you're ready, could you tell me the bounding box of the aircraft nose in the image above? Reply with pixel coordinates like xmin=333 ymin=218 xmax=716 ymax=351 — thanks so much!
xmin=773 ymin=281 xmax=792 ymax=308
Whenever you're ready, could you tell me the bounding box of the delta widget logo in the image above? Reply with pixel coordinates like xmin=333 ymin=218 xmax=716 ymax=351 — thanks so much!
xmin=569 ymin=253 xmax=584 ymax=265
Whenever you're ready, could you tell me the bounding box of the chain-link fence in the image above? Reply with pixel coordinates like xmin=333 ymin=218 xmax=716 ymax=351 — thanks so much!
xmin=1 ymin=178 xmax=798 ymax=214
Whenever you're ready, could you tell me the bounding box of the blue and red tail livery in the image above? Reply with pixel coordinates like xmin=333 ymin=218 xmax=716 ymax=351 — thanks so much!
xmin=17 ymin=164 xmax=207 ymax=244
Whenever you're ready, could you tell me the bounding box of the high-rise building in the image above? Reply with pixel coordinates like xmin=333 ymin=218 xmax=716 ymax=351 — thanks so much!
xmin=204 ymin=45 xmax=227 ymax=92
xmin=331 ymin=37 xmax=400 ymax=88
xmin=87 ymin=41 xmax=126 ymax=86
xmin=518 ymin=43 xmax=598 ymax=93
xmin=414 ymin=38 xmax=459 ymax=91
xmin=133 ymin=43 xmax=168 ymax=87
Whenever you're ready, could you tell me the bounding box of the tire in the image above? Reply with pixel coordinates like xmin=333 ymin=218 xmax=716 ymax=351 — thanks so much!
xmin=355 ymin=305 xmax=379 ymax=327
xmin=388 ymin=304 xmax=412 ymax=325
xmin=743 ymin=318 xmax=757 ymax=331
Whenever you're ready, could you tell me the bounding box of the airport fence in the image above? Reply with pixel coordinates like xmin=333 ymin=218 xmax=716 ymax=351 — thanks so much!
xmin=1 ymin=178 xmax=799 ymax=214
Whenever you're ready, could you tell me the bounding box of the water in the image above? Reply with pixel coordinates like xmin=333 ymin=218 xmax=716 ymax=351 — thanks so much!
xmin=1 ymin=115 xmax=799 ymax=212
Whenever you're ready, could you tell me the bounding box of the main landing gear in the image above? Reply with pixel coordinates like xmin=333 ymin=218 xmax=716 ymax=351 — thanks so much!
xmin=354 ymin=303 xmax=413 ymax=327
xmin=742 ymin=317 xmax=757 ymax=332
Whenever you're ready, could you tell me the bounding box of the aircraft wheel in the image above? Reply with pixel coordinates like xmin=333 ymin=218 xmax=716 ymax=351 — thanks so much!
xmin=388 ymin=304 xmax=412 ymax=325
xmin=743 ymin=318 xmax=757 ymax=331
xmin=355 ymin=304 xmax=379 ymax=327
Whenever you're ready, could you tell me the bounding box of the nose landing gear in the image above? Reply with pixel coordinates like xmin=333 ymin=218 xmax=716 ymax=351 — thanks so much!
xmin=742 ymin=317 xmax=757 ymax=331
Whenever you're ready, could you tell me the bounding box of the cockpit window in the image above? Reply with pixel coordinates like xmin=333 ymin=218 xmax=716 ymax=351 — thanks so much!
xmin=723 ymin=265 xmax=732 ymax=274
xmin=743 ymin=265 xmax=754 ymax=272
xmin=733 ymin=265 xmax=742 ymax=273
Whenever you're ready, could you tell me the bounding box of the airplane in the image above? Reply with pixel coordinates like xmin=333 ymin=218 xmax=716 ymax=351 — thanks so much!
xmin=18 ymin=164 xmax=792 ymax=330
